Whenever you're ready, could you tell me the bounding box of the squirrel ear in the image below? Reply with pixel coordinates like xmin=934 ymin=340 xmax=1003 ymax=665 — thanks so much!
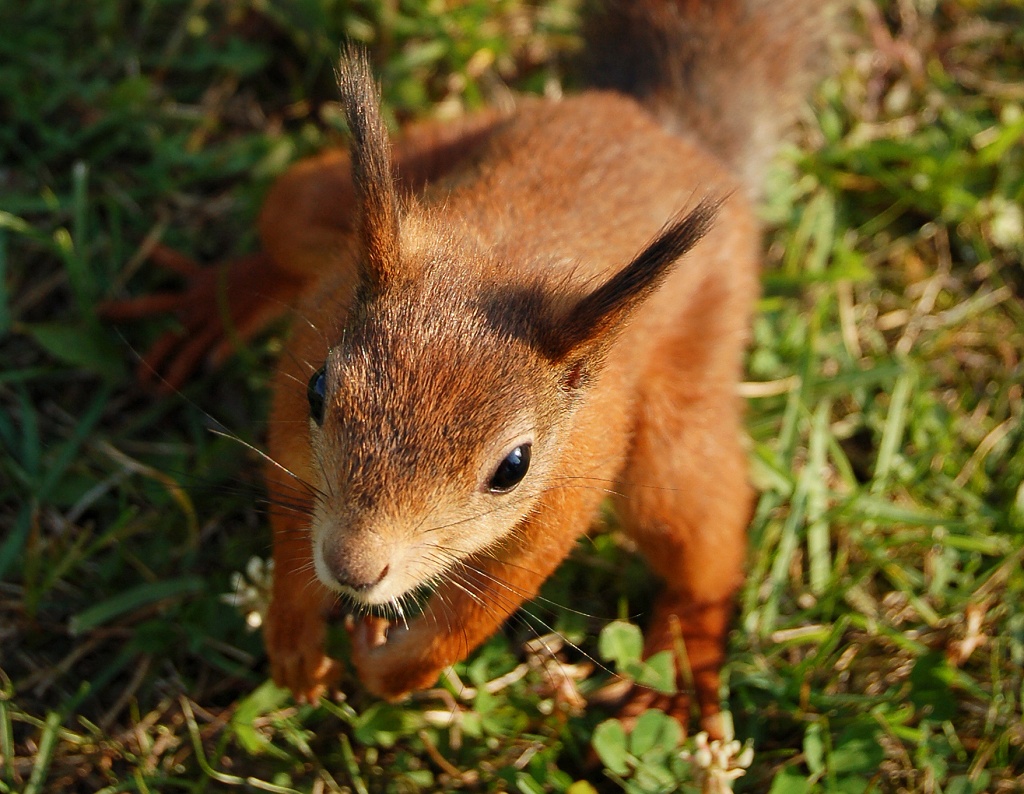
xmin=544 ymin=197 xmax=721 ymax=366
xmin=337 ymin=48 xmax=400 ymax=294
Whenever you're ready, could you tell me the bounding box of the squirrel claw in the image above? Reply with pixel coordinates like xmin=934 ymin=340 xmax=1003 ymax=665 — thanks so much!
xmin=349 ymin=614 xmax=391 ymax=652
xmin=270 ymin=642 xmax=342 ymax=706
xmin=348 ymin=615 xmax=438 ymax=700
xmin=265 ymin=589 xmax=342 ymax=706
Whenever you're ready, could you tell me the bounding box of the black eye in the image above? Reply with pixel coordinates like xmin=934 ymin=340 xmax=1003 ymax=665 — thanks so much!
xmin=307 ymin=367 xmax=327 ymax=426
xmin=488 ymin=444 xmax=531 ymax=493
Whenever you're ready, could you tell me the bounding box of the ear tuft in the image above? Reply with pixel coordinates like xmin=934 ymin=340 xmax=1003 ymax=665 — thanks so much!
xmin=546 ymin=196 xmax=722 ymax=362
xmin=337 ymin=47 xmax=400 ymax=294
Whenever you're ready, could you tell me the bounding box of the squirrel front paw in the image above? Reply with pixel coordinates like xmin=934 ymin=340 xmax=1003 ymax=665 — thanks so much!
xmin=348 ymin=615 xmax=442 ymax=700
xmin=264 ymin=597 xmax=342 ymax=704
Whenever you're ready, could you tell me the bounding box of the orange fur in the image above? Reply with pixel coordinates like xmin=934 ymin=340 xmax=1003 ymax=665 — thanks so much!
xmin=263 ymin=86 xmax=757 ymax=735
xmin=107 ymin=0 xmax=833 ymax=737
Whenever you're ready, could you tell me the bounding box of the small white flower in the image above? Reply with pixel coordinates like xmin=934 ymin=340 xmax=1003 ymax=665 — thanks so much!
xmin=221 ymin=557 xmax=274 ymax=631
xmin=988 ymin=197 xmax=1023 ymax=250
xmin=679 ymin=717 xmax=755 ymax=793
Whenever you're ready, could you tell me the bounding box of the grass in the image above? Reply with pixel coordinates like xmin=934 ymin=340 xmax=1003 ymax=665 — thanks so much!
xmin=1 ymin=0 xmax=1022 ymax=791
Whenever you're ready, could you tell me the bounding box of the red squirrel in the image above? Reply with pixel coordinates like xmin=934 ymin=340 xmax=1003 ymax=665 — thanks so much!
xmin=106 ymin=0 xmax=831 ymax=736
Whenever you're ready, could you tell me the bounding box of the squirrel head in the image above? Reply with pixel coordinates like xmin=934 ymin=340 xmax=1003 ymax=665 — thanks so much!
xmin=303 ymin=52 xmax=718 ymax=610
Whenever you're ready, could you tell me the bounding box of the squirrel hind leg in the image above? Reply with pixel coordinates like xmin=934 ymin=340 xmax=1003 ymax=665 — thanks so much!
xmin=613 ymin=372 xmax=752 ymax=737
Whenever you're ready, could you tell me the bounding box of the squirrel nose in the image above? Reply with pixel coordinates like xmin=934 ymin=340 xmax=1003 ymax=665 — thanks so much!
xmin=332 ymin=562 xmax=390 ymax=593
xmin=316 ymin=532 xmax=393 ymax=595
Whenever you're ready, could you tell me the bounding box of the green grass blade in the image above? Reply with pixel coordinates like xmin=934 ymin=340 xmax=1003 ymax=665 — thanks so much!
xmin=806 ymin=401 xmax=832 ymax=595
xmin=23 ymin=711 xmax=61 ymax=794
xmin=69 ymin=576 xmax=206 ymax=635
xmin=871 ymin=367 xmax=913 ymax=492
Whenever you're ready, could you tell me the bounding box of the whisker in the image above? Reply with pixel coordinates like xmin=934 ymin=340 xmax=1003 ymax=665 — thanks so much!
xmin=440 ymin=561 xmax=618 ymax=687
xmin=312 ymin=445 xmax=337 ymax=501
xmin=207 ymin=428 xmax=327 ymax=501
xmin=429 ymin=544 xmax=611 ymax=622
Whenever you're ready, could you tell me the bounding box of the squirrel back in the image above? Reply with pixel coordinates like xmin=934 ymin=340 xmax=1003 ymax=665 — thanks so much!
xmin=580 ymin=0 xmax=833 ymax=194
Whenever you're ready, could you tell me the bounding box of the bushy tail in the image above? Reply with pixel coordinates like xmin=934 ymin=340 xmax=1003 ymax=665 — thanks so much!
xmin=581 ymin=0 xmax=835 ymax=196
